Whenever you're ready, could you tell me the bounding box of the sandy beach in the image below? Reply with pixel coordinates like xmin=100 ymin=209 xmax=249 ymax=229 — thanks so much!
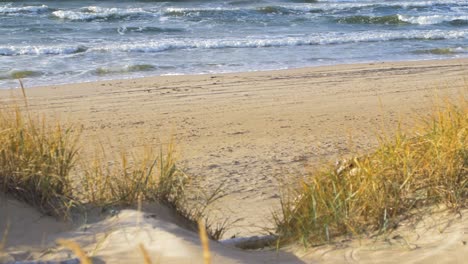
xmin=1 ymin=58 xmax=467 ymax=263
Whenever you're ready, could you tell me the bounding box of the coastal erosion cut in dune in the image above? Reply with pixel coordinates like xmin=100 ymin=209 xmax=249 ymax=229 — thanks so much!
xmin=0 ymin=58 xmax=467 ymax=263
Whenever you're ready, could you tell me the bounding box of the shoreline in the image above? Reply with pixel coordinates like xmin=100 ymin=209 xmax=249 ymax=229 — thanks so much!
xmin=2 ymin=58 xmax=467 ymax=237
xmin=2 ymin=57 xmax=467 ymax=90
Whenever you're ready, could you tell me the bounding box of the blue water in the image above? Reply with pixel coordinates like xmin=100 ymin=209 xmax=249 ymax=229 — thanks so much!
xmin=1 ymin=0 xmax=467 ymax=88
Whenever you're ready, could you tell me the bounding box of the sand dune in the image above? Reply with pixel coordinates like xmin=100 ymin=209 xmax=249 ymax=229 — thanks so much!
xmin=1 ymin=58 xmax=467 ymax=263
xmin=0 ymin=196 xmax=303 ymax=263
xmin=1 ymin=197 xmax=466 ymax=263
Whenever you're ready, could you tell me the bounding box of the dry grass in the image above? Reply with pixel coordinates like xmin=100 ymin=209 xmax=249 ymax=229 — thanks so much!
xmin=80 ymin=143 xmax=188 ymax=208
xmin=57 ymin=239 xmax=92 ymax=264
xmin=274 ymin=97 xmax=467 ymax=246
xmin=139 ymin=244 xmax=153 ymax=264
xmin=198 ymin=220 xmax=212 ymax=264
xmin=0 ymin=86 xmax=190 ymax=217
xmin=0 ymin=89 xmax=226 ymax=244
xmin=0 ymin=104 xmax=80 ymax=218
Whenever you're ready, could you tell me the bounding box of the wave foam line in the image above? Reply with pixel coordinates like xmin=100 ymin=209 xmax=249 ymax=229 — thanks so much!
xmin=0 ymin=4 xmax=49 ymax=14
xmin=398 ymin=14 xmax=468 ymax=25
xmin=121 ymin=0 xmax=468 ymax=17
xmin=0 ymin=45 xmax=87 ymax=56
xmin=97 ymin=29 xmax=468 ymax=53
xmin=51 ymin=6 xmax=155 ymax=21
xmin=1 ymin=29 xmax=466 ymax=56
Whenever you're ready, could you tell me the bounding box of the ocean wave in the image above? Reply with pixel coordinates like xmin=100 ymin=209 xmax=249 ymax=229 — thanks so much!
xmin=94 ymin=29 xmax=468 ymax=53
xmin=162 ymin=0 xmax=465 ymax=16
xmin=256 ymin=6 xmax=295 ymax=15
xmin=336 ymin=14 xmax=468 ymax=26
xmin=413 ymin=47 xmax=467 ymax=55
xmin=449 ymin=19 xmax=468 ymax=26
xmin=306 ymin=0 xmax=464 ymax=12
xmin=0 ymin=4 xmax=49 ymax=14
xmin=164 ymin=6 xmax=241 ymax=17
xmin=308 ymin=0 xmax=464 ymax=12
xmin=36 ymin=1 xmax=468 ymax=22
xmin=2 ymin=30 xmax=467 ymax=57
xmin=396 ymin=0 xmax=464 ymax=8
xmin=115 ymin=26 xmax=184 ymax=35
xmin=398 ymin=14 xmax=468 ymax=25
xmin=51 ymin=6 xmax=154 ymax=21
xmin=288 ymin=0 xmax=318 ymax=3
xmin=336 ymin=15 xmax=409 ymax=25
xmin=0 ymin=70 xmax=43 ymax=80
xmin=0 ymin=45 xmax=88 ymax=56
xmin=163 ymin=5 xmax=320 ymax=15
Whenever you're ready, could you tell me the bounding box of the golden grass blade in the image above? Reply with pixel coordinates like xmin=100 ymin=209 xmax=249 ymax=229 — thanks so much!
xmin=198 ymin=220 xmax=211 ymax=264
xmin=139 ymin=243 xmax=153 ymax=264
xmin=57 ymin=239 xmax=92 ymax=264
xmin=18 ymin=79 xmax=28 ymax=109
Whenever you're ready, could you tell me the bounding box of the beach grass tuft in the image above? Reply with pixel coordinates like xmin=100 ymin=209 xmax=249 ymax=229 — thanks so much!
xmin=274 ymin=96 xmax=467 ymax=246
xmin=81 ymin=143 xmax=188 ymax=208
xmin=0 ymin=102 xmax=80 ymax=218
xmin=0 ymin=88 xmax=226 ymax=241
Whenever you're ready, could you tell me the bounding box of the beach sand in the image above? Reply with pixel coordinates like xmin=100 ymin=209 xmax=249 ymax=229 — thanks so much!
xmin=1 ymin=58 xmax=467 ymax=263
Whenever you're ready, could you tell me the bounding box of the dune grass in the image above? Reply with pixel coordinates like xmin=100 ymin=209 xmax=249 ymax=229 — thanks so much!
xmin=80 ymin=143 xmax=188 ymax=208
xmin=274 ymin=97 xmax=467 ymax=246
xmin=0 ymin=89 xmax=228 ymax=248
xmin=0 ymin=90 xmax=210 ymax=234
xmin=0 ymin=105 xmax=80 ymax=218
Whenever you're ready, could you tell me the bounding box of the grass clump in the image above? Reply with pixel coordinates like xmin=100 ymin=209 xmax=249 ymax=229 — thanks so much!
xmin=81 ymin=143 xmax=189 ymax=208
xmin=0 ymin=103 xmax=193 ymax=217
xmin=275 ymin=98 xmax=467 ymax=246
xmin=0 ymin=90 xmax=224 ymax=239
xmin=0 ymin=106 xmax=79 ymax=218
xmin=79 ymin=144 xmax=229 ymax=240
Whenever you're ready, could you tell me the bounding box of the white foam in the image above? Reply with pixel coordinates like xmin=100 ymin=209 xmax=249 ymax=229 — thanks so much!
xmin=160 ymin=0 xmax=465 ymax=15
xmin=0 ymin=45 xmax=87 ymax=56
xmin=51 ymin=6 xmax=153 ymax=21
xmin=2 ymin=29 xmax=466 ymax=57
xmin=398 ymin=14 xmax=468 ymax=25
xmin=256 ymin=0 xmax=465 ymax=13
xmin=165 ymin=7 xmax=240 ymax=13
xmin=394 ymin=0 xmax=463 ymax=8
xmin=92 ymin=29 xmax=468 ymax=53
xmin=0 ymin=4 xmax=49 ymax=14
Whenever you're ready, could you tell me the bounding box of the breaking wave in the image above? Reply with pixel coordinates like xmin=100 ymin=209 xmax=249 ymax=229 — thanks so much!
xmin=0 ymin=70 xmax=43 ymax=80
xmin=96 ymin=30 xmax=468 ymax=53
xmin=2 ymin=29 xmax=467 ymax=57
xmin=51 ymin=6 xmax=155 ymax=21
xmin=398 ymin=14 xmax=468 ymax=25
xmin=0 ymin=45 xmax=88 ymax=56
xmin=94 ymin=64 xmax=156 ymax=75
xmin=0 ymin=4 xmax=50 ymax=15
xmin=413 ymin=47 xmax=467 ymax=55
xmin=337 ymin=15 xmax=409 ymax=25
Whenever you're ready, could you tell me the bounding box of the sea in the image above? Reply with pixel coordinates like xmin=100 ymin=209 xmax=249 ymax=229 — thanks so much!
xmin=1 ymin=0 xmax=467 ymax=88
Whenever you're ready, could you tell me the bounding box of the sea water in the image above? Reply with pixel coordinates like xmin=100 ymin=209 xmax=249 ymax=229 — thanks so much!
xmin=1 ymin=0 xmax=467 ymax=88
